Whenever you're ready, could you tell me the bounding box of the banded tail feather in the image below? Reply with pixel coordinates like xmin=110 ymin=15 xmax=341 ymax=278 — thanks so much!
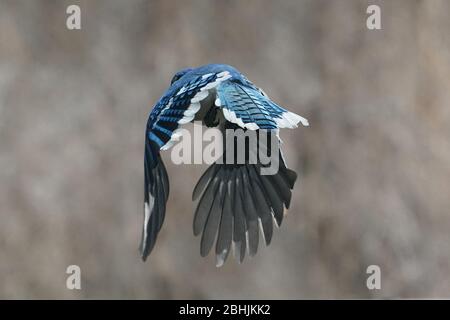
xmin=192 ymin=129 xmax=297 ymax=266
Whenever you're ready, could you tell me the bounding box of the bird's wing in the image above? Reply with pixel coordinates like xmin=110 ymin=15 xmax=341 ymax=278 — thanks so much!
xmin=142 ymin=70 xmax=232 ymax=260
xmin=141 ymin=138 xmax=169 ymax=260
xmin=147 ymin=71 xmax=232 ymax=151
xmin=215 ymin=80 xmax=309 ymax=130
xmin=192 ymin=80 xmax=308 ymax=266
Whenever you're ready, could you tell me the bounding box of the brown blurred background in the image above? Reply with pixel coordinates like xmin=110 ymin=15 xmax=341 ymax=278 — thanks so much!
xmin=1 ymin=0 xmax=450 ymax=299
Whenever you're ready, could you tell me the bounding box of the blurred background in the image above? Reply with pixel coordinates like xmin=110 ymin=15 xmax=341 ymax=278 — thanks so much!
xmin=1 ymin=0 xmax=450 ymax=299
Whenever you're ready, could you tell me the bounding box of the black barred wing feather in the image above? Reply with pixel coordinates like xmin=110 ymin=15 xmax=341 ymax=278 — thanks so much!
xmin=191 ymin=78 xmax=306 ymax=265
xmin=141 ymin=70 xmax=233 ymax=261
xmin=147 ymin=71 xmax=232 ymax=150
xmin=216 ymin=81 xmax=309 ymax=130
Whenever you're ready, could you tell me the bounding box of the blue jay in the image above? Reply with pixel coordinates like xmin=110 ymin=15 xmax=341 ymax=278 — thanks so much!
xmin=142 ymin=64 xmax=308 ymax=266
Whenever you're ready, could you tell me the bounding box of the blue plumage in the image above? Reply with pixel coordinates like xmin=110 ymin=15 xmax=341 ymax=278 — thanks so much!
xmin=147 ymin=71 xmax=218 ymax=147
xmin=141 ymin=64 xmax=308 ymax=266
xmin=146 ymin=64 xmax=308 ymax=149
xmin=216 ymin=81 xmax=284 ymax=129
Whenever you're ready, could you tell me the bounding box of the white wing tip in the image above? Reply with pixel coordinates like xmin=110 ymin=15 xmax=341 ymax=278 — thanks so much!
xmin=161 ymin=128 xmax=184 ymax=150
xmin=289 ymin=111 xmax=309 ymax=127
xmin=276 ymin=111 xmax=309 ymax=128
xmin=245 ymin=122 xmax=259 ymax=130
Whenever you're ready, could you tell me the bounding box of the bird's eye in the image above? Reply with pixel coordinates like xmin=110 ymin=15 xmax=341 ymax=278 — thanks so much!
xmin=170 ymin=75 xmax=181 ymax=85
xmin=170 ymin=68 xmax=193 ymax=85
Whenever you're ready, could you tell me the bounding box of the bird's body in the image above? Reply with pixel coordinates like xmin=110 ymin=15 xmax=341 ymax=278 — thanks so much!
xmin=142 ymin=64 xmax=308 ymax=266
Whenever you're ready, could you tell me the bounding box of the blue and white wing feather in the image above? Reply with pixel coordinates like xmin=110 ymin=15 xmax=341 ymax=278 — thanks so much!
xmin=147 ymin=71 xmax=232 ymax=150
xmin=142 ymin=63 xmax=308 ymax=265
xmin=141 ymin=68 xmax=232 ymax=260
xmin=215 ymin=80 xmax=309 ymax=130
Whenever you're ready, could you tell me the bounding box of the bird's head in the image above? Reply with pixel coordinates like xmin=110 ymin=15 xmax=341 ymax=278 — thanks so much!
xmin=170 ymin=67 xmax=193 ymax=85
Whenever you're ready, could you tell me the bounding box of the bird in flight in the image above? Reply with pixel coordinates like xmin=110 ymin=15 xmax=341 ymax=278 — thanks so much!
xmin=142 ymin=64 xmax=308 ymax=266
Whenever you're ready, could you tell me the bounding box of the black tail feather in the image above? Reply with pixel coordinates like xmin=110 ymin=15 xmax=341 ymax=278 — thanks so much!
xmin=200 ymin=171 xmax=226 ymax=257
xmin=192 ymin=151 xmax=297 ymax=266
xmin=215 ymin=174 xmax=233 ymax=266
xmin=240 ymin=166 xmax=259 ymax=257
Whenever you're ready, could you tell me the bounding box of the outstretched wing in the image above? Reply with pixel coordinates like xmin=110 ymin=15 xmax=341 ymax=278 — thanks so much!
xmin=147 ymin=71 xmax=232 ymax=150
xmin=192 ymin=81 xmax=308 ymax=266
xmin=215 ymin=80 xmax=309 ymax=130
xmin=141 ymin=138 xmax=169 ymax=260
xmin=142 ymin=70 xmax=232 ymax=260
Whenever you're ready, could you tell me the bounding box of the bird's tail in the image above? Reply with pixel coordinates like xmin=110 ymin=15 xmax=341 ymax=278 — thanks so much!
xmin=140 ymin=136 xmax=170 ymax=261
xmin=192 ymin=139 xmax=297 ymax=266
